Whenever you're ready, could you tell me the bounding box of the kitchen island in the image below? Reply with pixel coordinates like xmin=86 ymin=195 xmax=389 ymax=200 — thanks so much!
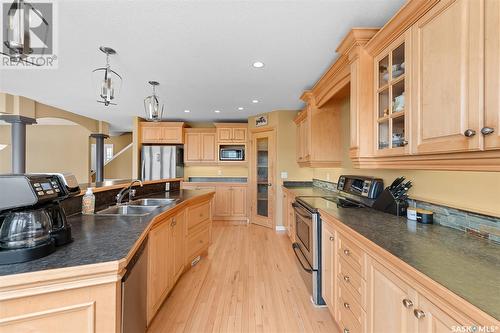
xmin=0 ymin=179 xmax=215 ymax=333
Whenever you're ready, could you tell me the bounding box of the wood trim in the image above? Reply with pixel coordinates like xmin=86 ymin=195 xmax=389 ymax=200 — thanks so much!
xmin=336 ymin=28 xmax=380 ymax=55
xmin=310 ymin=54 xmax=351 ymax=108
xmin=139 ymin=121 xmax=186 ymax=128
xmin=320 ymin=212 xmax=500 ymax=326
xmin=213 ymin=123 xmax=248 ymax=128
xmin=364 ymin=0 xmax=440 ymax=56
xmin=184 ymin=128 xmax=216 ymax=133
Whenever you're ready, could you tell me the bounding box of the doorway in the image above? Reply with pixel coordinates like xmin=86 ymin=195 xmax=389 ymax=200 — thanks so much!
xmin=249 ymin=128 xmax=276 ymax=229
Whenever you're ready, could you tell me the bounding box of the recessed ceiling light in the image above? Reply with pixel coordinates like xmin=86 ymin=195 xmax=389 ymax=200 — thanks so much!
xmin=252 ymin=99 xmax=259 ymax=104
xmin=184 ymin=109 xmax=190 ymax=113
xmin=214 ymin=110 xmax=221 ymax=113
xmin=238 ymin=107 xmax=244 ymax=111
xmin=252 ymin=61 xmax=265 ymax=68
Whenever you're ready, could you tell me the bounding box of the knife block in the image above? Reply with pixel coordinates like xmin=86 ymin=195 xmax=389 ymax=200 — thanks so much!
xmin=372 ymin=188 xmax=408 ymax=217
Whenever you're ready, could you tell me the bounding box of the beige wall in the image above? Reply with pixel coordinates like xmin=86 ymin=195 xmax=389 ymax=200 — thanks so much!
xmin=0 ymin=124 xmax=91 ymax=183
xmin=104 ymin=145 xmax=133 ymax=180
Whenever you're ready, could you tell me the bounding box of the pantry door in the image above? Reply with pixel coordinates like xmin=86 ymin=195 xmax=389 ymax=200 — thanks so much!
xmin=250 ymin=129 xmax=276 ymax=229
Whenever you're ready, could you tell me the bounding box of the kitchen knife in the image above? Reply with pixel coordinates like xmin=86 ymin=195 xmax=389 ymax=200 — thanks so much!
xmin=389 ymin=176 xmax=405 ymax=191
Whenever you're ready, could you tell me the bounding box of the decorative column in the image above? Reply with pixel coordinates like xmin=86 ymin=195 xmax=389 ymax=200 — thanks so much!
xmin=0 ymin=115 xmax=37 ymax=173
xmin=90 ymin=133 xmax=109 ymax=182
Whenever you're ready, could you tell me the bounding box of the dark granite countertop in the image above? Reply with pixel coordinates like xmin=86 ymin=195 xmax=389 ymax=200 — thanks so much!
xmin=299 ymin=196 xmax=500 ymax=320
xmin=0 ymin=189 xmax=214 ymax=277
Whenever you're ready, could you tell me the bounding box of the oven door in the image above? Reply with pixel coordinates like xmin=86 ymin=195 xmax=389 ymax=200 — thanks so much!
xmin=292 ymin=202 xmax=314 ymax=266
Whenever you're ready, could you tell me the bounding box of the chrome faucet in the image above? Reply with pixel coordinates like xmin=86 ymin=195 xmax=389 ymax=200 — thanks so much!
xmin=116 ymin=180 xmax=143 ymax=205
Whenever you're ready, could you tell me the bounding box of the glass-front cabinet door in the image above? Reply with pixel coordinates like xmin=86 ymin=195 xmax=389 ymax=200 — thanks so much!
xmin=375 ymin=32 xmax=410 ymax=155
xmin=256 ymin=137 xmax=269 ymax=217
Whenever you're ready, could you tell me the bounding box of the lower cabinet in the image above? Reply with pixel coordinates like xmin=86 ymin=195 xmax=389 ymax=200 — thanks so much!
xmin=282 ymin=188 xmax=296 ymax=241
xmin=321 ymin=221 xmax=336 ymax=318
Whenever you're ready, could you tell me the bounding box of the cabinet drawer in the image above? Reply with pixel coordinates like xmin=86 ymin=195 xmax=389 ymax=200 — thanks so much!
xmin=338 ymin=280 xmax=365 ymax=333
xmin=338 ymin=256 xmax=364 ymax=306
xmin=186 ymin=201 xmax=210 ymax=230
xmin=338 ymin=232 xmax=364 ymax=275
xmin=187 ymin=224 xmax=210 ymax=259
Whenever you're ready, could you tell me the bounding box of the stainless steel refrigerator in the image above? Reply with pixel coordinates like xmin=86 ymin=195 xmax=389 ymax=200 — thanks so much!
xmin=141 ymin=145 xmax=184 ymax=181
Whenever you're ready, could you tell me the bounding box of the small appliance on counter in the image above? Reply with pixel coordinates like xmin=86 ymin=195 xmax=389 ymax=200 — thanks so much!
xmin=336 ymin=175 xmax=384 ymax=207
xmin=141 ymin=145 xmax=184 ymax=181
xmin=372 ymin=176 xmax=412 ymax=216
xmin=0 ymin=173 xmax=80 ymax=264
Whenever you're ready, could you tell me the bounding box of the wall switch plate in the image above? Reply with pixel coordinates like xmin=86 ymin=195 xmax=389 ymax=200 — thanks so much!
xmin=280 ymin=172 xmax=288 ymax=179
xmin=217 ymin=169 xmax=222 ymax=176
xmin=165 ymin=182 xmax=170 ymax=191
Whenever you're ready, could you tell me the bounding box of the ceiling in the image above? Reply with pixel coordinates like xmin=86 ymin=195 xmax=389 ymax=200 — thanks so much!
xmin=0 ymin=0 xmax=404 ymax=132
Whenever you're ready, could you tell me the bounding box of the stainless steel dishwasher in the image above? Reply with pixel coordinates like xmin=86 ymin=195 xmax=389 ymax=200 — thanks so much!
xmin=122 ymin=238 xmax=148 ymax=333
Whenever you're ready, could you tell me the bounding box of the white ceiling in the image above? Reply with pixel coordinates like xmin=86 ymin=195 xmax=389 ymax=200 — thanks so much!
xmin=0 ymin=0 xmax=404 ymax=131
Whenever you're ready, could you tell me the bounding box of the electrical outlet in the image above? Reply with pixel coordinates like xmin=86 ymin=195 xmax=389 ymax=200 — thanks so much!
xmin=217 ymin=169 xmax=222 ymax=176
xmin=281 ymin=172 xmax=288 ymax=179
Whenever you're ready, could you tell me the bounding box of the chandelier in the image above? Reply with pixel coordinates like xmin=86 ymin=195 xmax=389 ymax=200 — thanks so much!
xmin=144 ymin=81 xmax=164 ymax=121
xmin=92 ymin=46 xmax=122 ymax=106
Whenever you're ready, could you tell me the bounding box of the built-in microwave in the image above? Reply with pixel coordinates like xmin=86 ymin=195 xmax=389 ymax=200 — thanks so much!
xmin=219 ymin=146 xmax=245 ymax=161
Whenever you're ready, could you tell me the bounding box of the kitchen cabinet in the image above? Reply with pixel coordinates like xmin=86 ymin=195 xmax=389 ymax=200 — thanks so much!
xmin=140 ymin=122 xmax=185 ymax=144
xmin=416 ymin=295 xmax=463 ymax=333
xmin=282 ymin=188 xmax=296 ymax=241
xmin=411 ymin=0 xmax=483 ymax=155
xmin=185 ymin=200 xmax=212 ymax=265
xmin=294 ymin=95 xmax=342 ymax=167
xmin=374 ymin=31 xmax=411 ymax=156
xmin=484 ymin=0 xmax=500 ymax=150
xmin=214 ymin=123 xmax=247 ymax=143
xmin=184 ymin=129 xmax=217 ymax=164
xmin=231 ymin=186 xmax=247 ymax=217
xmin=170 ymin=210 xmax=185 ymax=284
xmin=215 ymin=186 xmax=232 ymax=217
xmin=321 ymin=221 xmax=337 ymax=318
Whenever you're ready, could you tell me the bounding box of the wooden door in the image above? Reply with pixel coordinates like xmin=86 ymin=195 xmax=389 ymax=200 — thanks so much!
xmin=185 ymin=133 xmax=201 ymax=162
xmin=142 ymin=125 xmax=163 ymax=143
xmin=484 ymin=0 xmax=500 ymax=149
xmin=217 ymin=128 xmax=232 ymax=142
xmin=322 ymin=222 xmax=336 ymax=318
xmin=411 ymin=0 xmax=483 ymax=154
xmin=231 ymin=186 xmax=247 ymax=217
xmin=233 ymin=128 xmax=247 ymax=142
xmin=215 ymin=186 xmax=232 ymax=217
xmin=201 ymin=133 xmax=216 ymax=161
xmin=250 ymin=129 xmax=276 ymax=228
xmin=170 ymin=210 xmax=185 ymax=284
xmin=147 ymin=218 xmax=171 ymax=321
xmin=366 ymin=257 xmax=417 ymax=333
xmin=416 ymin=295 xmax=464 ymax=333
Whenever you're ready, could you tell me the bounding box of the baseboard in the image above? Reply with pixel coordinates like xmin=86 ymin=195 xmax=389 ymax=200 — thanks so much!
xmin=275 ymin=225 xmax=287 ymax=231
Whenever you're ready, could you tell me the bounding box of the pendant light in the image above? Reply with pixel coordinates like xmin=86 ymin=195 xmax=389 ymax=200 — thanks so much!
xmin=92 ymin=46 xmax=122 ymax=106
xmin=144 ymin=81 xmax=164 ymax=121
xmin=0 ymin=0 xmax=49 ymax=66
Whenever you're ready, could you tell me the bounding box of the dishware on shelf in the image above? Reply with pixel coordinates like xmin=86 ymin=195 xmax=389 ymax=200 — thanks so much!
xmin=393 ymin=93 xmax=405 ymax=112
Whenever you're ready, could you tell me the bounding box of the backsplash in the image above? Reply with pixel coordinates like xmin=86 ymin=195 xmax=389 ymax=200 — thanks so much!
xmin=310 ymin=179 xmax=500 ymax=243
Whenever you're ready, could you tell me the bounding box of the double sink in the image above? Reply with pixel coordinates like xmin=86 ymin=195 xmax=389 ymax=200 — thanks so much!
xmin=96 ymin=198 xmax=178 ymax=216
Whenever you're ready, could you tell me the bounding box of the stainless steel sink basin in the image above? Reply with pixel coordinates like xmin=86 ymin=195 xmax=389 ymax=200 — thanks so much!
xmin=96 ymin=205 xmax=158 ymax=216
xmin=130 ymin=198 xmax=177 ymax=206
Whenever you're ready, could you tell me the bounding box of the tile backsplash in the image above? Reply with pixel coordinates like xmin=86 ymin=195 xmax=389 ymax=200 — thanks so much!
xmin=312 ymin=178 xmax=337 ymax=192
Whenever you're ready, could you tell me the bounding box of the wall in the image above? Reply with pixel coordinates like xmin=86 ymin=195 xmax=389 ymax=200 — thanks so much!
xmin=0 ymin=123 xmax=91 ymax=183
xmin=104 ymin=146 xmax=133 ymax=180
xmin=312 ymin=97 xmax=500 ymax=218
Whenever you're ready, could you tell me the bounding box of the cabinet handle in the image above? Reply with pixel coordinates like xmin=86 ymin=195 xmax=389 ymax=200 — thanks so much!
xmin=414 ymin=309 xmax=426 ymax=319
xmin=343 ymin=249 xmax=350 ymax=256
xmin=343 ymin=275 xmax=350 ymax=283
xmin=329 ymin=236 xmax=334 ymax=241
xmin=171 ymin=221 xmax=176 ymax=227
xmin=481 ymin=127 xmax=495 ymax=135
xmin=464 ymin=129 xmax=476 ymax=137
xmin=402 ymin=298 xmax=413 ymax=308
xmin=402 ymin=140 xmax=408 ymax=146
xmin=343 ymin=328 xmax=350 ymax=333
xmin=343 ymin=302 xmax=350 ymax=309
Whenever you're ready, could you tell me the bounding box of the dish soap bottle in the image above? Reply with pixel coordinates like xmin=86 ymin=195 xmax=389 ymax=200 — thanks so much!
xmin=82 ymin=188 xmax=95 ymax=214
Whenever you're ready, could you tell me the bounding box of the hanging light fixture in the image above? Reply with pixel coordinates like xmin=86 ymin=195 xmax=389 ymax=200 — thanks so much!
xmin=0 ymin=0 xmax=49 ymax=66
xmin=92 ymin=46 xmax=122 ymax=106
xmin=144 ymin=81 xmax=164 ymax=121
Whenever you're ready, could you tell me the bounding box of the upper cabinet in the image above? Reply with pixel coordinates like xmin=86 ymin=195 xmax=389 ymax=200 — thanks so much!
xmin=411 ymin=0 xmax=483 ymax=154
xmin=140 ymin=122 xmax=185 ymax=144
xmin=184 ymin=128 xmax=217 ymax=164
xmin=214 ymin=123 xmax=247 ymax=144
xmin=294 ymin=92 xmax=342 ymax=167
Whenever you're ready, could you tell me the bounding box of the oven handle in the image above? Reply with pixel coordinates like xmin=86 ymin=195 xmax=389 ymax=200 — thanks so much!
xmin=292 ymin=202 xmax=312 ymax=220
xmin=292 ymin=242 xmax=315 ymax=273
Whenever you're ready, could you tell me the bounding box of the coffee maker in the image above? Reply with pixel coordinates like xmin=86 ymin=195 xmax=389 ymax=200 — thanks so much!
xmin=0 ymin=173 xmax=80 ymax=264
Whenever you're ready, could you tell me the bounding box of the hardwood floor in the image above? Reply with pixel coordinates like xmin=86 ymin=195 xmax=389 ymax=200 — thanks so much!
xmin=148 ymin=221 xmax=339 ymax=333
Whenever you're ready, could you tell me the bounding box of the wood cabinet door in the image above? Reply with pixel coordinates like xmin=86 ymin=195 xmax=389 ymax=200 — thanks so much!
xmin=416 ymin=295 xmax=464 ymax=333
xmin=171 ymin=210 xmax=185 ymax=284
xmin=484 ymin=0 xmax=500 ymax=150
xmin=142 ymin=126 xmax=163 ymax=143
xmin=321 ymin=222 xmax=336 ymax=318
xmin=147 ymin=219 xmax=171 ymax=320
xmin=162 ymin=127 xmax=183 ymax=143
xmin=185 ymin=133 xmax=201 ymax=162
xmin=231 ymin=186 xmax=247 ymax=217
xmin=232 ymin=128 xmax=247 ymax=142
xmin=217 ymin=128 xmax=233 ymax=142
xmin=215 ymin=186 xmax=232 ymax=217
xmin=411 ymin=0 xmax=483 ymax=154
xmin=201 ymin=133 xmax=216 ymax=161
xmin=366 ymin=257 xmax=417 ymax=333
